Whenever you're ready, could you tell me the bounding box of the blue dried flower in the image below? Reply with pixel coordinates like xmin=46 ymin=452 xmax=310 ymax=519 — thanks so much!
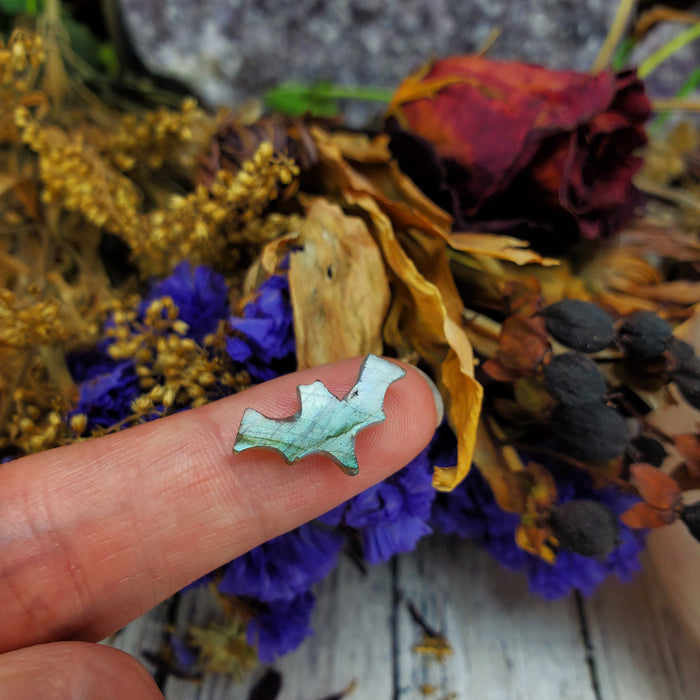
xmin=319 ymin=446 xmax=435 ymax=564
xmin=218 ymin=523 xmax=343 ymax=603
xmin=431 ymin=433 xmax=646 ymax=600
xmin=247 ymin=591 xmax=315 ymax=663
xmin=226 ymin=275 xmax=295 ymax=381
xmin=70 ymin=359 xmax=141 ymax=430
xmin=146 ymin=262 xmax=229 ymax=344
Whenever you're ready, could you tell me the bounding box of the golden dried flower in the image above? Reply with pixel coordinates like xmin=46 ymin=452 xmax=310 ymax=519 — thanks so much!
xmin=0 ymin=289 xmax=71 ymax=347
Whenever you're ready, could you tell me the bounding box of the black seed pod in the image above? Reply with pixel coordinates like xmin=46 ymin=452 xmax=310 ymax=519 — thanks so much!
xmin=616 ymin=310 xmax=672 ymax=359
xmin=543 ymin=353 xmax=607 ymax=406
xmin=549 ymin=500 xmax=620 ymax=556
xmin=667 ymin=337 xmax=700 ymax=375
xmin=680 ymin=502 xmax=700 ymax=543
xmin=674 ymin=373 xmax=700 ymax=411
xmin=551 ymin=401 xmax=629 ymax=462
xmin=625 ymin=435 xmax=668 ymax=469
xmin=543 ymin=300 xmax=615 ymax=353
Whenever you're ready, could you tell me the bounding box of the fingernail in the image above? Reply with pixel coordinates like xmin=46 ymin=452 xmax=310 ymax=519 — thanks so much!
xmin=413 ymin=366 xmax=444 ymax=427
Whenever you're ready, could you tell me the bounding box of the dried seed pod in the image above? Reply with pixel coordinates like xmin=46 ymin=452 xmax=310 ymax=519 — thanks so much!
xmin=543 ymin=352 xmax=607 ymax=406
xmin=549 ymin=500 xmax=620 ymax=556
xmin=551 ymin=401 xmax=629 ymax=462
xmin=674 ymin=372 xmax=700 ymax=411
xmin=616 ymin=310 xmax=672 ymax=359
xmin=680 ymin=502 xmax=700 ymax=542
xmin=625 ymin=435 xmax=668 ymax=469
xmin=666 ymin=337 xmax=700 ymax=375
xmin=542 ymin=300 xmax=615 ymax=353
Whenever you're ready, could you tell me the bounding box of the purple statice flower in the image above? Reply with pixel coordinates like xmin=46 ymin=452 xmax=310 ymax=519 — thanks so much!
xmin=145 ymin=262 xmax=229 ymax=344
xmin=225 ymin=274 xmax=295 ymax=381
xmin=246 ymin=591 xmax=315 ymax=663
xmin=218 ymin=523 xmax=343 ymax=603
xmin=431 ymin=431 xmax=646 ymax=600
xmin=319 ymin=446 xmax=436 ymax=564
xmin=70 ymin=359 xmax=141 ymax=431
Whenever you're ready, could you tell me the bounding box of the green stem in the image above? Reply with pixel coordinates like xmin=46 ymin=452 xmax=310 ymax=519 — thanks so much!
xmin=592 ymin=0 xmax=637 ymax=73
xmin=638 ymin=22 xmax=700 ymax=79
xmin=300 ymin=85 xmax=393 ymax=102
xmin=650 ymin=66 xmax=700 ymax=130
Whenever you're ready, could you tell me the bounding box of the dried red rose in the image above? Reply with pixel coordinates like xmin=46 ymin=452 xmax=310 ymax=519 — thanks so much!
xmin=387 ymin=57 xmax=651 ymax=253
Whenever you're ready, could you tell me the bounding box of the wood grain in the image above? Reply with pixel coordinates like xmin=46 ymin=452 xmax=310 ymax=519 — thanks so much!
xmin=111 ymin=538 xmax=700 ymax=699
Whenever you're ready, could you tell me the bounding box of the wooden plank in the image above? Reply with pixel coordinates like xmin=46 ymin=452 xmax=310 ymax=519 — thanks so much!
xmin=584 ymin=551 xmax=700 ymax=700
xmin=274 ymin=554 xmax=394 ymax=700
xmin=112 ymin=536 xmax=699 ymax=700
xmin=395 ymin=536 xmax=597 ymax=700
xmin=162 ymin=553 xmax=395 ymax=700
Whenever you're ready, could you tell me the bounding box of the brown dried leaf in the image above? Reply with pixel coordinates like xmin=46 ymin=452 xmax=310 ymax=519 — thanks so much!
xmin=449 ymin=232 xmax=559 ymax=266
xmin=436 ymin=318 xmax=484 ymax=490
xmin=289 ymin=199 xmax=389 ymax=369
xmin=630 ymin=281 xmax=700 ymax=307
xmin=349 ymin=193 xmax=482 ymax=490
xmin=308 ymin=127 xmax=483 ymax=490
xmin=629 ymin=462 xmax=682 ymax=510
xmin=516 ymin=523 xmax=556 ymax=563
xmin=483 ymin=314 xmax=550 ymax=380
xmin=328 ymin=131 xmax=392 ymax=163
xmin=525 ymin=461 xmax=558 ymax=511
xmin=670 ymin=463 xmax=700 ymax=492
xmin=620 ymin=501 xmax=677 ymax=529
xmin=619 ymin=224 xmax=700 ymax=263
xmin=674 ymin=433 xmax=700 ymax=477
xmin=260 ymin=231 xmax=301 ymax=277
xmin=312 ymin=126 xmax=453 ymax=238
xmin=471 ymin=421 xmax=529 ymax=512
xmin=360 ymin=160 xmax=454 ymax=235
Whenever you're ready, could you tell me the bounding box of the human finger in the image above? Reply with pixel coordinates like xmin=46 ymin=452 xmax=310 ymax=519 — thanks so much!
xmin=0 ymin=642 xmax=163 ymax=699
xmin=0 ymin=356 xmax=440 ymax=652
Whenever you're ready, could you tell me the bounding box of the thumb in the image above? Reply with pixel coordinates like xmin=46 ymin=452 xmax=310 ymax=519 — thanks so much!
xmin=0 ymin=642 xmax=163 ymax=700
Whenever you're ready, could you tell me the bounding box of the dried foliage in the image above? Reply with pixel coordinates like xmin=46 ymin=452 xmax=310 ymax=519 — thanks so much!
xmin=4 ymin=10 xmax=700 ymax=579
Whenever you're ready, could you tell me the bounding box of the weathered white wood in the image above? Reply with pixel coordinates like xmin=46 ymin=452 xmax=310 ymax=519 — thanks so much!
xmin=274 ymin=554 xmax=394 ymax=700
xmin=395 ymin=536 xmax=597 ymax=700
xmin=584 ymin=551 xmax=700 ymax=700
xmin=112 ymin=537 xmax=700 ymax=699
xmin=162 ymin=553 xmax=394 ymax=700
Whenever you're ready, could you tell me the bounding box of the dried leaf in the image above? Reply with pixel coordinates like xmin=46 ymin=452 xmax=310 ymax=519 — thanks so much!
xmin=435 ymin=318 xmax=484 ymax=490
xmin=289 ymin=199 xmax=389 ymax=368
xmin=449 ymin=232 xmax=559 ymax=266
xmin=471 ymin=421 xmax=529 ymax=512
xmin=308 ymin=127 xmax=482 ymax=490
xmin=629 ymin=462 xmax=682 ymax=510
xmin=630 ymin=281 xmax=700 ymax=306
xmin=311 ymin=126 xmax=453 ymax=238
xmin=673 ymin=433 xmax=700 ymax=477
xmin=620 ymin=501 xmax=677 ymax=529
xmin=515 ymin=523 xmax=556 ymax=563
xmin=670 ymin=463 xmax=700 ymax=492
xmin=483 ymin=313 xmax=550 ymax=381
xmin=525 ymin=461 xmax=558 ymax=510
xmin=329 ymin=131 xmax=392 ymax=163
xmin=351 ymin=194 xmax=482 ymax=490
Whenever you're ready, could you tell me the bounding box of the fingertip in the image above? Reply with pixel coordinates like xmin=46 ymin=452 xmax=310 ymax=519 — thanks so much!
xmin=0 ymin=642 xmax=162 ymax=700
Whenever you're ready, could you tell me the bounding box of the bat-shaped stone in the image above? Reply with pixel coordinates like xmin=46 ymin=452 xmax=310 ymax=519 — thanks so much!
xmin=232 ymin=354 xmax=406 ymax=475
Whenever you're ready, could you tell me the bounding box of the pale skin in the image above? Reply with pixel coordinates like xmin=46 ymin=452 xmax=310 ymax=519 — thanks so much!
xmin=0 ymin=356 xmax=438 ymax=699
